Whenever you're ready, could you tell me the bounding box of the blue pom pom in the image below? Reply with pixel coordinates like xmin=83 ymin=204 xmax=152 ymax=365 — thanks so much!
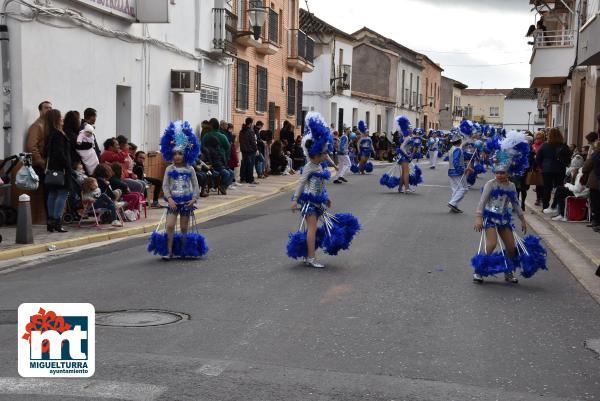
xmin=474 ymin=163 xmax=487 ymax=174
xmin=182 ymin=233 xmax=209 ymax=257
xmin=148 ymin=232 xmax=169 ymax=256
xmin=409 ymin=165 xmax=423 ymax=186
xmin=287 ymin=231 xmax=308 ymax=259
xmin=471 ymin=252 xmax=516 ymax=277
xmin=380 ymin=174 xmax=390 ymax=186
xmin=322 ymin=213 xmax=361 ymax=256
xmin=438 ymin=151 xmax=443 ymax=158
xmin=519 ymin=235 xmax=547 ymax=278
xmin=443 ymin=155 xmax=449 ymax=161
xmin=365 ymin=161 xmax=373 ymax=173
xmin=350 ymin=164 xmax=359 ymax=174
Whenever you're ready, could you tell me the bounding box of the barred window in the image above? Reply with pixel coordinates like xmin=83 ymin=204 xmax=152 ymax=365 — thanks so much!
xmin=296 ymin=80 xmax=303 ymax=122
xmin=287 ymin=77 xmax=296 ymax=116
xmin=256 ymin=66 xmax=268 ymax=113
xmin=200 ymin=86 xmax=219 ymax=105
xmin=236 ymin=59 xmax=249 ymax=110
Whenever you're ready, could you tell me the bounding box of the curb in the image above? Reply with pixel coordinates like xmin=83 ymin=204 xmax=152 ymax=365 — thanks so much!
xmin=0 ymin=194 xmax=263 ymax=262
xmin=524 ymin=197 xmax=600 ymax=267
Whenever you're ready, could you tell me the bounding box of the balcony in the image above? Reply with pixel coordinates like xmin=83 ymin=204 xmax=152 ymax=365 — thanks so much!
xmin=530 ymin=30 xmax=576 ymax=87
xmin=235 ymin=1 xmax=263 ymax=48
xmin=256 ymin=8 xmax=279 ymax=55
xmin=336 ymin=64 xmax=352 ymax=91
xmin=578 ymin=0 xmax=600 ymax=65
xmin=287 ymin=29 xmax=314 ymax=73
xmin=211 ymin=8 xmax=237 ymax=57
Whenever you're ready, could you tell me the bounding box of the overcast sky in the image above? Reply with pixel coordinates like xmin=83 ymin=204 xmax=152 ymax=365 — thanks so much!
xmin=301 ymin=0 xmax=534 ymax=89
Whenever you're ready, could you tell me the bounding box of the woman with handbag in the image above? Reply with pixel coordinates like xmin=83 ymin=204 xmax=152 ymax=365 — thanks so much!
xmin=535 ymin=128 xmax=572 ymax=213
xmin=44 ymin=109 xmax=72 ymax=233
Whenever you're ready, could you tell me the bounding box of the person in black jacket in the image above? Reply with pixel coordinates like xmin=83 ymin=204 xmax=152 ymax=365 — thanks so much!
xmin=239 ymin=117 xmax=258 ymax=184
xmin=280 ymin=120 xmax=295 ymax=153
xmin=536 ymin=127 xmax=572 ymax=213
xmin=63 ymin=110 xmax=81 ymax=168
xmin=204 ymin=136 xmax=233 ymax=194
xmin=45 ymin=109 xmax=72 ymax=233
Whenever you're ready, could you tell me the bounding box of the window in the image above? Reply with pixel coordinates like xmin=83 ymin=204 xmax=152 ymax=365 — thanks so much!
xmin=236 ymin=59 xmax=249 ymax=110
xmin=401 ymin=70 xmax=406 ymax=105
xmin=256 ymin=66 xmax=268 ymax=113
xmin=376 ymin=114 xmax=382 ymax=133
xmin=296 ymin=80 xmax=303 ymax=121
xmin=490 ymin=106 xmax=500 ymax=117
xmin=287 ymin=77 xmax=296 ymax=116
xmin=200 ymin=86 xmax=219 ymax=104
xmin=416 ymin=76 xmax=420 ymax=108
xmin=409 ymin=73 xmax=413 ymax=106
xmin=365 ymin=111 xmax=370 ymax=128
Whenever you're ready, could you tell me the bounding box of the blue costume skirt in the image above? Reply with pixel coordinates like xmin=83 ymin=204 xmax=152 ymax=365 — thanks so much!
xmin=167 ymin=204 xmax=195 ymax=216
xmin=360 ymin=150 xmax=371 ymax=158
xmin=300 ymin=201 xmax=325 ymax=217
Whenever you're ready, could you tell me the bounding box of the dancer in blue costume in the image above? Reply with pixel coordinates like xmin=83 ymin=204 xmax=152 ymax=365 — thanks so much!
xmin=357 ymin=120 xmax=374 ymax=174
xmin=427 ymin=130 xmax=441 ymax=170
xmin=287 ymin=113 xmax=360 ymax=268
xmin=394 ymin=116 xmax=422 ymax=193
xmin=471 ymin=131 xmax=547 ymax=283
xmin=147 ymin=121 xmax=208 ymax=260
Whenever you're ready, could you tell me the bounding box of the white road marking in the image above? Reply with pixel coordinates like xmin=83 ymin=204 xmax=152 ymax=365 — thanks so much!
xmin=420 ymin=184 xmax=450 ymax=188
xmin=0 ymin=377 xmax=166 ymax=400
xmin=196 ymin=360 xmax=231 ymax=377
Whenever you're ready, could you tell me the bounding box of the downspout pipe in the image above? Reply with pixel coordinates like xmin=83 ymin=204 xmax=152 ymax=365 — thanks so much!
xmin=0 ymin=23 xmax=11 ymax=158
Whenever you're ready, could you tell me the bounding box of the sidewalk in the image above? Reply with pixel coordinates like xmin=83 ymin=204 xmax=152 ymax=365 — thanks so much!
xmin=524 ymin=191 xmax=600 ymax=266
xmin=0 ymin=175 xmax=299 ymax=261
xmin=524 ymin=190 xmax=600 ymax=303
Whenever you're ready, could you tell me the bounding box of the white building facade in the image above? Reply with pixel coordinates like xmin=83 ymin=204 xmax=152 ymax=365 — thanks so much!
xmin=503 ymin=88 xmax=545 ymax=132
xmin=1 ymin=0 xmax=234 ymax=158
xmin=300 ymin=9 xmax=362 ymax=132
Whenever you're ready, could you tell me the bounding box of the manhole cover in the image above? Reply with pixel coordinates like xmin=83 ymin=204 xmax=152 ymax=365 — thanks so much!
xmin=0 ymin=310 xmax=17 ymax=325
xmin=95 ymin=309 xmax=189 ymax=327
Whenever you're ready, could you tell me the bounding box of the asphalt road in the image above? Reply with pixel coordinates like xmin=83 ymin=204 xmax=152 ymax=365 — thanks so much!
xmin=0 ymin=162 xmax=599 ymax=401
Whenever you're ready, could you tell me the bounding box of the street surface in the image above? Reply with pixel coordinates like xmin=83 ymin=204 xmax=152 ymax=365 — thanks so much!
xmin=0 ymin=163 xmax=599 ymax=401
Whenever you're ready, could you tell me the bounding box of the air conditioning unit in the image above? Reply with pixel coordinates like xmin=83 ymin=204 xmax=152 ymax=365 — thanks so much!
xmin=171 ymin=70 xmax=201 ymax=92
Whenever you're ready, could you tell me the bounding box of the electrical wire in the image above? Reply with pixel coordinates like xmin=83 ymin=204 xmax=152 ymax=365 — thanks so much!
xmin=1 ymin=0 xmax=206 ymax=61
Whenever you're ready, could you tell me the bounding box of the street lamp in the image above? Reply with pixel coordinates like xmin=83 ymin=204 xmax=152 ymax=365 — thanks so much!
xmin=248 ymin=4 xmax=267 ymax=40
xmin=527 ymin=111 xmax=532 ymax=132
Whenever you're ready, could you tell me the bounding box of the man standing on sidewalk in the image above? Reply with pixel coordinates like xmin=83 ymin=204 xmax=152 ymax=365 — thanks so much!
xmin=333 ymin=128 xmax=350 ymax=184
xmin=239 ymin=117 xmax=257 ymax=184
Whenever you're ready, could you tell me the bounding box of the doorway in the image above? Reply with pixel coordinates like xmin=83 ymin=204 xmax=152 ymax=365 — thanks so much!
xmin=578 ymin=78 xmax=586 ymax=147
xmin=338 ymin=108 xmax=344 ymax=133
xmin=116 ymin=85 xmax=132 ymax=138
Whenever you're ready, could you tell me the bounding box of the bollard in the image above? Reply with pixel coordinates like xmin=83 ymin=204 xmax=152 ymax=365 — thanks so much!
xmin=16 ymin=194 xmax=33 ymax=244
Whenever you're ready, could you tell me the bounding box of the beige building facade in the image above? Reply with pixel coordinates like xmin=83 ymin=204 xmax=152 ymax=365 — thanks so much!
xmin=461 ymin=89 xmax=511 ymax=126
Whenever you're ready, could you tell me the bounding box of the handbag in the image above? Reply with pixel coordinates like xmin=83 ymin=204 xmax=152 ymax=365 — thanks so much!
xmin=44 ymin=158 xmax=65 ymax=187
xmin=526 ymin=170 xmax=543 ymax=186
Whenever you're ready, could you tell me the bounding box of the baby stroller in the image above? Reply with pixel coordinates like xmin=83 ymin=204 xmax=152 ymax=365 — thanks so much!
xmin=0 ymin=154 xmax=23 ymax=226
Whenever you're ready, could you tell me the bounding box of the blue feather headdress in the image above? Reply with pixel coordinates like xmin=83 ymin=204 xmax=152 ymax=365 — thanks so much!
xmin=395 ymin=116 xmax=411 ymax=137
xmin=160 ymin=121 xmax=201 ymax=165
xmin=302 ymin=112 xmax=333 ymax=158
xmin=358 ymin=120 xmax=368 ymax=134
xmin=460 ymin=120 xmax=474 ymax=137
xmin=491 ymin=131 xmax=530 ymax=175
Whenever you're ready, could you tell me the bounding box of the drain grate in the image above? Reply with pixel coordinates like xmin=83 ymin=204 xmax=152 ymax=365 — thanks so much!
xmin=0 ymin=310 xmax=17 ymax=325
xmin=95 ymin=309 xmax=189 ymax=327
